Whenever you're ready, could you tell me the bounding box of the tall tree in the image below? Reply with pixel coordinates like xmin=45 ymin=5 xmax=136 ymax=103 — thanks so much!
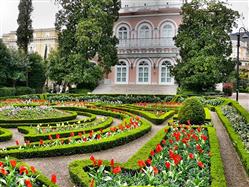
xmin=54 ymin=0 xmax=120 ymax=88
xmin=0 ymin=39 xmax=11 ymax=85
xmin=16 ymin=0 xmax=33 ymax=87
xmin=173 ymin=0 xmax=239 ymax=91
xmin=16 ymin=0 xmax=33 ymax=54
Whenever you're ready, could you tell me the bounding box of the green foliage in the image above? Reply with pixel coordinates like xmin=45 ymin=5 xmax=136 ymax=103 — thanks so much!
xmin=0 ymin=128 xmax=12 ymax=142
xmin=216 ymin=106 xmax=249 ymax=175
xmin=178 ymin=97 xmax=205 ymax=124
xmin=15 ymin=87 xmax=35 ymax=96
xmin=173 ymin=0 xmax=239 ymax=91
xmin=28 ymin=53 xmax=46 ymax=92
xmin=51 ymin=0 xmax=121 ymax=88
xmin=0 ymin=87 xmax=16 ymax=97
xmin=16 ymin=0 xmax=33 ymax=54
xmin=0 ymin=39 xmax=11 ymax=85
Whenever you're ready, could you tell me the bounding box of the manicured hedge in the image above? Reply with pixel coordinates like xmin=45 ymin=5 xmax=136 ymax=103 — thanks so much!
xmin=173 ymin=107 xmax=211 ymax=122
xmin=0 ymin=111 xmax=96 ymax=128
xmin=69 ymin=126 xmax=225 ymax=187
xmin=111 ymin=106 xmax=175 ymax=125
xmin=0 ymin=111 xmax=77 ymax=124
xmin=0 ymin=158 xmax=58 ymax=187
xmin=56 ymin=106 xmax=127 ymax=120
xmin=216 ymin=106 xmax=249 ymax=175
xmin=19 ymin=117 xmax=113 ymax=142
xmin=0 ymin=118 xmax=151 ymax=158
xmin=0 ymin=128 xmax=12 ymax=142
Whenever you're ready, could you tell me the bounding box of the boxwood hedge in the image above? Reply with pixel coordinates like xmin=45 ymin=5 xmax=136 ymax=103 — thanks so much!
xmin=0 ymin=128 xmax=12 ymax=142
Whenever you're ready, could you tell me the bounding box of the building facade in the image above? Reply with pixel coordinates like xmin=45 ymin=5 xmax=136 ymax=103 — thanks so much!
xmin=2 ymin=28 xmax=58 ymax=58
xmin=92 ymin=0 xmax=183 ymax=94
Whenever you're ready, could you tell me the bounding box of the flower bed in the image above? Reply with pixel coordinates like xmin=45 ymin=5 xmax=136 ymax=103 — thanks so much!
xmin=69 ymin=126 xmax=225 ymax=187
xmin=0 ymin=157 xmax=58 ymax=187
xmin=0 ymin=115 xmax=151 ymax=158
xmin=19 ymin=117 xmax=113 ymax=142
xmin=0 ymin=128 xmax=12 ymax=142
xmin=0 ymin=106 xmax=77 ymax=124
xmin=216 ymin=104 xmax=249 ymax=174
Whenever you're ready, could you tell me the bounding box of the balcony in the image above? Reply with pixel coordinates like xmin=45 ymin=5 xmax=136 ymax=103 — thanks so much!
xmin=117 ymin=38 xmax=176 ymax=49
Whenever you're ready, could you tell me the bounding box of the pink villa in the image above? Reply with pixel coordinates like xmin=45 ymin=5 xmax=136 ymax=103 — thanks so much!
xmin=93 ymin=0 xmax=183 ymax=95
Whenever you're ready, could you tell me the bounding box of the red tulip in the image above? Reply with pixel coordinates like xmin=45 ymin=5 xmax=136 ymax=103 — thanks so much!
xmin=150 ymin=150 xmax=155 ymax=156
xmin=10 ymin=160 xmax=16 ymax=168
xmin=152 ymin=166 xmax=159 ymax=174
xmin=155 ymin=144 xmax=163 ymax=153
xmin=15 ymin=140 xmax=20 ymax=146
xmin=146 ymin=159 xmax=152 ymax=166
xmin=189 ymin=153 xmax=194 ymax=159
xmin=138 ymin=160 xmax=146 ymax=168
xmin=30 ymin=166 xmax=36 ymax=173
xmin=97 ymin=160 xmax=103 ymax=167
xmin=0 ymin=168 xmax=7 ymax=175
xmin=197 ymin=161 xmax=204 ymax=168
xmin=165 ymin=161 xmax=171 ymax=169
xmin=25 ymin=179 xmax=32 ymax=187
xmin=90 ymin=155 xmax=95 ymax=162
xmin=39 ymin=139 xmax=44 ymax=145
xmin=70 ymin=132 xmax=74 ymax=137
xmin=161 ymin=139 xmax=166 ymax=145
xmin=56 ymin=134 xmax=60 ymax=139
xmin=187 ymin=120 xmax=191 ymax=125
xmin=19 ymin=166 xmax=28 ymax=175
xmin=51 ymin=174 xmax=57 ymax=184
xmin=110 ymin=159 xmax=115 ymax=168
xmin=169 ymin=139 xmax=174 ymax=144
xmin=112 ymin=166 xmax=121 ymax=174
xmin=201 ymin=134 xmax=208 ymax=141
xmin=0 ymin=162 xmax=3 ymax=167
xmin=173 ymin=154 xmax=182 ymax=165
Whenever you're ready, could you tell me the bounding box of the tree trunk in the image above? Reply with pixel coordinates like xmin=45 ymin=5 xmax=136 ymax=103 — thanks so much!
xmin=12 ymin=80 xmax=16 ymax=88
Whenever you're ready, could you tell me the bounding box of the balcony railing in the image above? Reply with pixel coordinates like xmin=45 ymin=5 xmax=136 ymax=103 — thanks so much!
xmin=117 ymin=38 xmax=176 ymax=49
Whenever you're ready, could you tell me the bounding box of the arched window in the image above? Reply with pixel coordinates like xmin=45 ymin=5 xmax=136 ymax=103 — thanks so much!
xmin=137 ymin=61 xmax=151 ymax=83
xmin=116 ymin=61 xmax=128 ymax=83
xmin=139 ymin=25 xmax=151 ymax=38
xmin=161 ymin=23 xmax=175 ymax=46
xmin=118 ymin=27 xmax=128 ymax=40
xmin=160 ymin=61 xmax=172 ymax=84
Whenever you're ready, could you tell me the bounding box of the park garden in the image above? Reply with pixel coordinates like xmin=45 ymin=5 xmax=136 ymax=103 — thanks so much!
xmin=0 ymin=94 xmax=248 ymax=186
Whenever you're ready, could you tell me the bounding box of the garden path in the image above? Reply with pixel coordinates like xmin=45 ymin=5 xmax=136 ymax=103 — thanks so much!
xmin=22 ymin=120 xmax=167 ymax=187
xmin=211 ymin=112 xmax=249 ymax=187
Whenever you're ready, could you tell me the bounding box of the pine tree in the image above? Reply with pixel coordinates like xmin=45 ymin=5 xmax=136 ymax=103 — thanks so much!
xmin=16 ymin=0 xmax=33 ymax=54
xmin=16 ymin=0 xmax=33 ymax=86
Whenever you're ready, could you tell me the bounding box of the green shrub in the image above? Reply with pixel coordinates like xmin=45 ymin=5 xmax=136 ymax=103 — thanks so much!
xmin=0 ymin=87 xmax=15 ymax=97
xmin=0 ymin=128 xmax=12 ymax=142
xmin=178 ymin=97 xmax=205 ymax=124
xmin=15 ymin=87 xmax=35 ymax=96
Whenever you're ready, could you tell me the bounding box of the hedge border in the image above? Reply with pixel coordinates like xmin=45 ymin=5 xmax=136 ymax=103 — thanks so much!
xmin=19 ymin=117 xmax=113 ymax=142
xmin=216 ymin=105 xmax=249 ymax=175
xmin=0 ymin=110 xmax=77 ymax=124
xmin=0 ymin=128 xmax=12 ymax=142
xmin=0 ymin=117 xmax=151 ymax=158
xmin=69 ymin=126 xmax=226 ymax=187
xmin=110 ymin=106 xmax=175 ymax=124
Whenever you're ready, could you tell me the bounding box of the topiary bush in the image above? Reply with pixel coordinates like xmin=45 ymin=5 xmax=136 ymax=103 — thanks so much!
xmin=178 ymin=97 xmax=205 ymax=124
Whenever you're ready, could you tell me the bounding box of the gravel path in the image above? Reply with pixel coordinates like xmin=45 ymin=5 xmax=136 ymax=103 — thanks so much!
xmin=211 ymin=112 xmax=249 ymax=187
xmin=22 ymin=121 xmax=166 ymax=187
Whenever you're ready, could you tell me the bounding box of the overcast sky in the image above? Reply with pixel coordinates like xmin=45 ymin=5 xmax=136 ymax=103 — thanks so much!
xmin=0 ymin=0 xmax=248 ymax=37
